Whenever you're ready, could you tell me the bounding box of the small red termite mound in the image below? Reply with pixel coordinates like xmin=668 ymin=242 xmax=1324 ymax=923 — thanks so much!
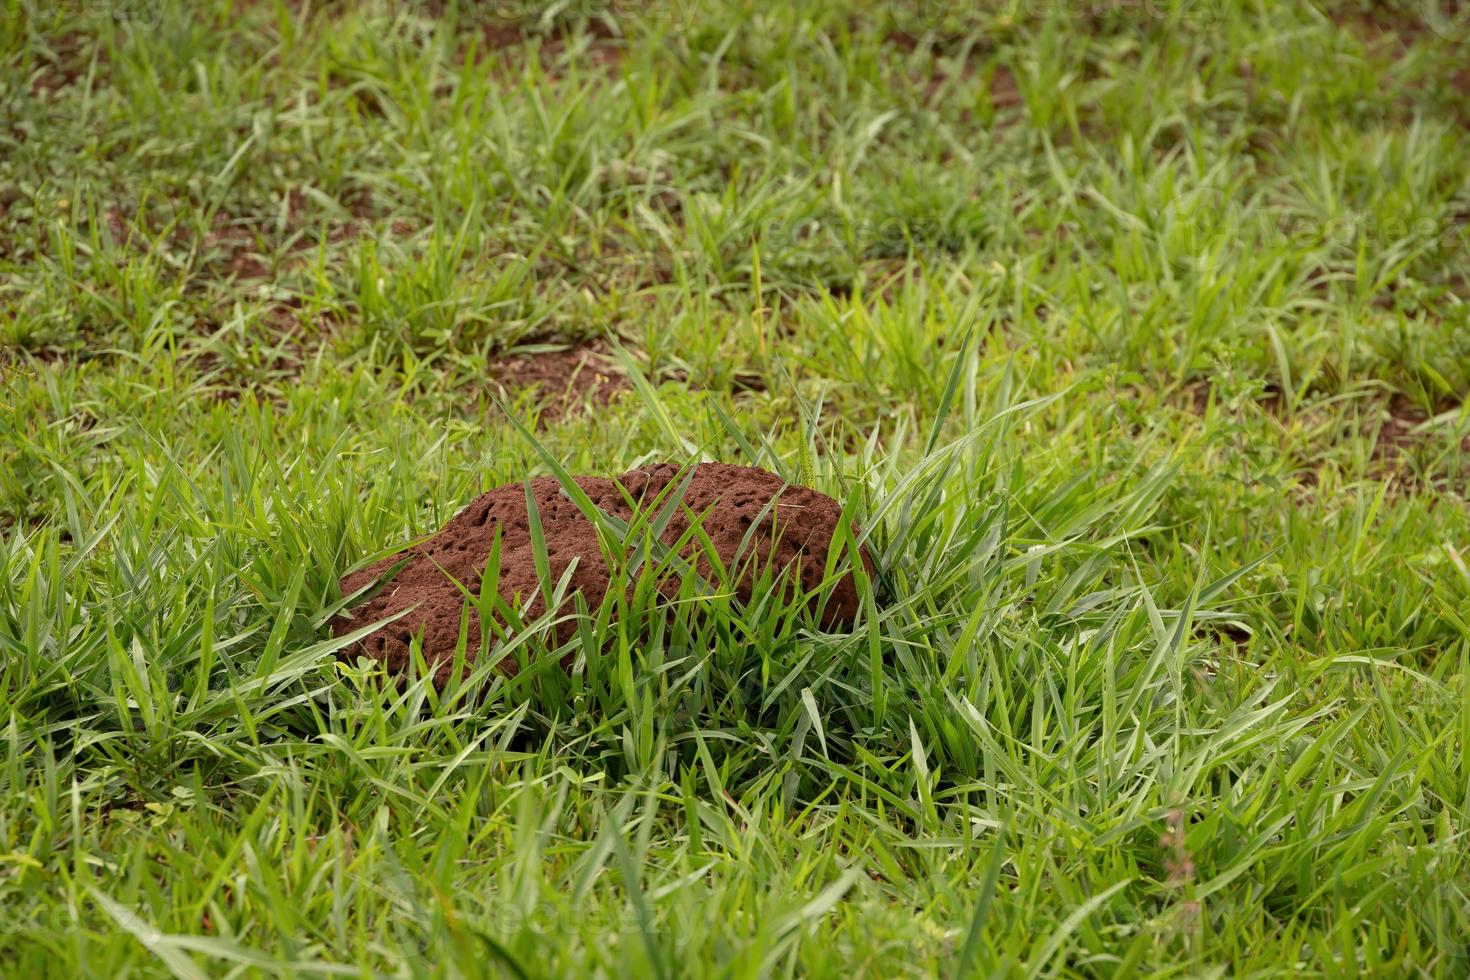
xmin=331 ymin=463 xmax=875 ymax=682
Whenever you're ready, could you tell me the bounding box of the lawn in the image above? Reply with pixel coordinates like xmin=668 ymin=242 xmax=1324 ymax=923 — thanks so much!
xmin=2 ymin=0 xmax=1470 ymax=975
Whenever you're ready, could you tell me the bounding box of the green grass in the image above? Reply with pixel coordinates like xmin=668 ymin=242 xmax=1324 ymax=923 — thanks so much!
xmin=3 ymin=0 xmax=1470 ymax=975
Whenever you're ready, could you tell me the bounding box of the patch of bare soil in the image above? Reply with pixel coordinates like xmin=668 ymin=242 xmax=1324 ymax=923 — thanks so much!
xmin=1328 ymin=2 xmax=1470 ymax=117
xmin=332 ymin=462 xmax=875 ymax=683
xmin=91 ymin=186 xmax=376 ymax=283
xmin=986 ymin=63 xmax=1022 ymax=113
xmin=1330 ymin=2 xmax=1438 ymax=51
xmin=1180 ymin=380 xmax=1290 ymax=418
xmin=487 ymin=340 xmax=631 ymax=419
xmin=466 ymin=13 xmax=626 ymax=80
xmin=1453 ymin=66 xmax=1470 ymax=99
xmin=1180 ymin=381 xmax=1469 ymax=493
xmin=28 ymin=32 xmax=106 ymax=96
xmin=197 ymin=188 xmax=376 ymax=280
xmin=1370 ymin=394 xmax=1470 ymax=477
xmin=186 ymin=299 xmax=338 ymax=401
xmin=908 ymin=56 xmax=1021 ymax=135
xmin=0 ymin=342 xmax=69 ymax=367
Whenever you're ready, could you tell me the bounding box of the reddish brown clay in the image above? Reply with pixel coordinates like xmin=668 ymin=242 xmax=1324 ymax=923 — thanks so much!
xmin=331 ymin=463 xmax=874 ymax=682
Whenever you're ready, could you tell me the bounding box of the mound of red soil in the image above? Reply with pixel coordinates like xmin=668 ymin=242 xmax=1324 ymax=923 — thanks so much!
xmin=332 ymin=463 xmax=874 ymax=682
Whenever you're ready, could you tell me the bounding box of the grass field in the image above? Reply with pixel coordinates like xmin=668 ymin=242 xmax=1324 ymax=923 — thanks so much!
xmin=3 ymin=0 xmax=1470 ymax=975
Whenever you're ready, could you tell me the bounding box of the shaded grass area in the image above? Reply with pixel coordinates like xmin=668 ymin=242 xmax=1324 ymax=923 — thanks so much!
xmin=2 ymin=0 xmax=1469 ymax=975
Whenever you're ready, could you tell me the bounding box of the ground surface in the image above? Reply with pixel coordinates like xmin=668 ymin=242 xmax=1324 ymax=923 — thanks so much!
xmin=2 ymin=0 xmax=1469 ymax=976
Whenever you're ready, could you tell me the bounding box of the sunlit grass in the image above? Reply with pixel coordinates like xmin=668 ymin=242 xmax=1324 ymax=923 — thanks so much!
xmin=2 ymin=0 xmax=1469 ymax=975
